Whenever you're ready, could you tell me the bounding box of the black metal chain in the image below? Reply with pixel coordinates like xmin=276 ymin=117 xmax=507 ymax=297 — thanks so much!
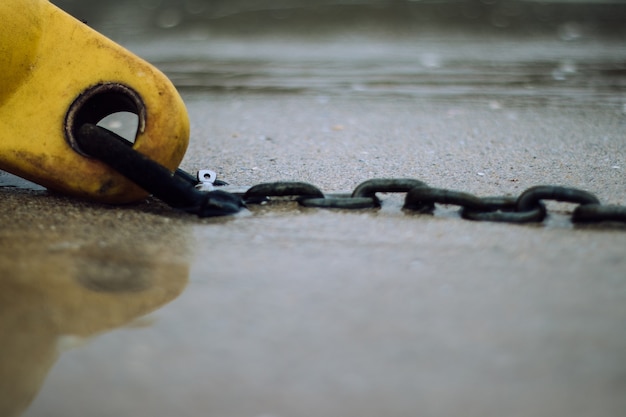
xmin=76 ymin=124 xmax=244 ymax=217
xmin=76 ymin=124 xmax=626 ymax=227
xmin=238 ymin=179 xmax=625 ymax=225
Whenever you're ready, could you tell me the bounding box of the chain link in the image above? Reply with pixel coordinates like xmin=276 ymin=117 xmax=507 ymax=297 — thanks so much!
xmin=300 ymin=179 xmax=428 ymax=209
xmin=573 ymin=204 xmax=626 ymax=223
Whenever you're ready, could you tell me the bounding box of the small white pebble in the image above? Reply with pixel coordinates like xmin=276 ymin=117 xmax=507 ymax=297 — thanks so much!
xmin=477 ymin=172 xmax=486 ymax=176
xmin=612 ymin=166 xmax=620 ymax=169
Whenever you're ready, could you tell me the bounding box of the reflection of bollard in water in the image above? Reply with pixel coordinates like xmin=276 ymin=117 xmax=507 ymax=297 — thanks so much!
xmin=0 ymin=242 xmax=189 ymax=417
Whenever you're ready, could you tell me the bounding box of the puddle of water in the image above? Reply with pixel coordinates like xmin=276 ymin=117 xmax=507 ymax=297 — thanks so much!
xmin=16 ymin=206 xmax=626 ymax=417
xmin=0 ymin=195 xmax=190 ymax=417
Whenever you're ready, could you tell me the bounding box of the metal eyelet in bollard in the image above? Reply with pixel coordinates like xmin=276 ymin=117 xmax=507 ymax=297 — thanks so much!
xmin=0 ymin=0 xmax=189 ymax=204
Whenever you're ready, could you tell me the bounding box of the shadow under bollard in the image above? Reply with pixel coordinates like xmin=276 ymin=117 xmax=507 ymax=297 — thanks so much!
xmin=0 ymin=193 xmax=190 ymax=417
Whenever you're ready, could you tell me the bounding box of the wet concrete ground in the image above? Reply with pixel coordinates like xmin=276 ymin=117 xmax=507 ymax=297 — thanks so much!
xmin=3 ymin=1 xmax=626 ymax=417
xmin=5 ymin=93 xmax=626 ymax=417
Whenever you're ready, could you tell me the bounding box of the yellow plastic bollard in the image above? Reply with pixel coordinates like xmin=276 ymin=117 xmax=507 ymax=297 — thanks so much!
xmin=0 ymin=0 xmax=189 ymax=204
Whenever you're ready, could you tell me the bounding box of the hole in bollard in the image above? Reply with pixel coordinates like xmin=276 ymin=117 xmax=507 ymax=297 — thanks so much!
xmin=96 ymin=111 xmax=139 ymax=144
xmin=64 ymin=83 xmax=146 ymax=157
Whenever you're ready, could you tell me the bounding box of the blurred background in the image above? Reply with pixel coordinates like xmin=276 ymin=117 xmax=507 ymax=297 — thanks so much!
xmin=46 ymin=1 xmax=626 ymax=112
xmin=51 ymin=0 xmax=626 ymax=38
